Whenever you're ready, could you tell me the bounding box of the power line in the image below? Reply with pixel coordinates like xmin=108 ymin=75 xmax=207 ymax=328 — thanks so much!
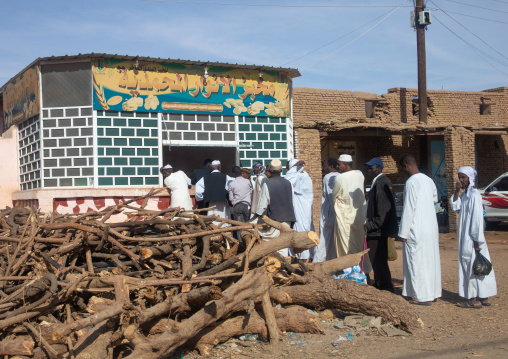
xmin=436 ymin=9 xmax=508 ymax=24
xmin=443 ymin=0 xmax=508 ymax=14
xmin=432 ymin=14 xmax=508 ymax=75
xmin=142 ymin=0 xmax=414 ymax=8
xmin=281 ymin=11 xmax=393 ymax=67
xmin=430 ymin=0 xmax=508 ymax=61
xmin=300 ymin=0 xmax=409 ymax=71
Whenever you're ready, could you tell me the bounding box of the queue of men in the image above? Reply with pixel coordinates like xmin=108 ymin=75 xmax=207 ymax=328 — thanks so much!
xmin=161 ymin=153 xmax=497 ymax=307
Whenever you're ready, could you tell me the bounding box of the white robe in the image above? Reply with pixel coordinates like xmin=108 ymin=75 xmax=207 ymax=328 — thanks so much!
xmin=195 ymin=170 xmax=232 ymax=222
xmin=164 ymin=171 xmax=193 ymax=211
xmin=332 ymin=170 xmax=371 ymax=274
xmin=285 ymin=166 xmax=315 ymax=260
xmin=313 ymin=172 xmax=339 ymax=262
xmin=398 ymin=173 xmax=441 ymax=302
xmin=450 ymin=189 xmax=497 ymax=299
xmin=250 ymin=173 xmax=267 ymax=217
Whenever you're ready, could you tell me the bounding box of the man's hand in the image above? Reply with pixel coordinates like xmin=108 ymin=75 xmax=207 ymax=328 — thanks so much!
xmin=395 ymin=235 xmax=406 ymax=243
xmin=455 ymin=180 xmax=462 ymax=193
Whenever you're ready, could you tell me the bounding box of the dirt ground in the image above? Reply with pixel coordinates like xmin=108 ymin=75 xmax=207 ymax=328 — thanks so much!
xmin=191 ymin=225 xmax=508 ymax=359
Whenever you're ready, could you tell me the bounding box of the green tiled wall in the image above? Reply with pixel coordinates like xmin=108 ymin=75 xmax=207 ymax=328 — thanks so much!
xmin=97 ymin=111 xmax=159 ymax=186
xmin=238 ymin=116 xmax=289 ymax=174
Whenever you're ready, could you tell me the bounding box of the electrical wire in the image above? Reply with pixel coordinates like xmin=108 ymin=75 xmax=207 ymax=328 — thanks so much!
xmin=436 ymin=9 xmax=508 ymax=24
xmin=442 ymin=0 xmax=508 ymax=14
xmin=432 ymin=14 xmax=508 ymax=75
xmin=430 ymin=0 xmax=508 ymax=61
xmin=281 ymin=10 xmax=394 ymax=67
xmin=299 ymin=0 xmax=410 ymax=71
xmin=142 ymin=0 xmax=414 ymax=8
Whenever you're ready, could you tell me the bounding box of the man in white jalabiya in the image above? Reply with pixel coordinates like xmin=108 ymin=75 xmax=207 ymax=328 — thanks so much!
xmin=195 ymin=160 xmax=231 ymax=220
xmin=450 ymin=166 xmax=497 ymax=308
xmin=332 ymin=154 xmax=372 ymax=274
xmin=285 ymin=158 xmax=315 ymax=260
xmin=250 ymin=161 xmax=268 ymax=218
xmin=396 ymin=154 xmax=441 ymax=305
xmin=250 ymin=159 xmax=296 ymax=257
xmin=160 ymin=164 xmax=193 ymax=211
xmin=314 ymin=157 xmax=339 ymax=262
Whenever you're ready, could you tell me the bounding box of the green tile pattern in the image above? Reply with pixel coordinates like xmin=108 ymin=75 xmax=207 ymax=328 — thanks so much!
xmin=39 ymin=107 xmax=94 ymax=189
xmin=97 ymin=113 xmax=159 ymax=187
xmin=18 ymin=116 xmax=41 ymax=191
xmin=237 ymin=116 xmax=292 ymax=172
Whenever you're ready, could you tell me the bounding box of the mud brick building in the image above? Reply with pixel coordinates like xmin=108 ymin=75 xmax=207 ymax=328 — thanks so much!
xmin=293 ymin=87 xmax=508 ymax=231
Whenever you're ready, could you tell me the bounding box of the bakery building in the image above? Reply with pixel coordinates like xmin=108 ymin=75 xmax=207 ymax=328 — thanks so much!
xmin=0 ymin=54 xmax=300 ymax=213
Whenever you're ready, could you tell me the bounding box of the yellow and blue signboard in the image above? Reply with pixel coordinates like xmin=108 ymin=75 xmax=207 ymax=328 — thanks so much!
xmin=92 ymin=58 xmax=291 ymax=117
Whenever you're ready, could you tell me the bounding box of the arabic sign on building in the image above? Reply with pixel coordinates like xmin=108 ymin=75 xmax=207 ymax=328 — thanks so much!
xmin=2 ymin=64 xmax=40 ymax=130
xmin=92 ymin=58 xmax=291 ymax=117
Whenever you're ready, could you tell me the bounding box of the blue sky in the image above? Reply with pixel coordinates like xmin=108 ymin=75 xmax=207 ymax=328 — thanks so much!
xmin=1 ymin=0 xmax=507 ymax=94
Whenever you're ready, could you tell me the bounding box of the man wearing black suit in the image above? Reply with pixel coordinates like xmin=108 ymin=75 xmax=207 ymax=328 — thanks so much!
xmin=364 ymin=158 xmax=398 ymax=292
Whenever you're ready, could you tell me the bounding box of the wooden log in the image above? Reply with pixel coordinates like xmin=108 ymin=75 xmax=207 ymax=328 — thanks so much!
xmin=261 ymin=291 xmax=280 ymax=343
xmin=124 ymin=267 xmax=272 ymax=359
xmin=73 ymin=320 xmax=114 ymax=359
xmin=188 ymin=307 xmax=324 ymax=355
xmin=0 ymin=336 xmax=34 ymax=356
xmin=198 ymin=230 xmax=319 ymax=277
xmin=306 ymin=250 xmax=369 ymax=277
xmin=269 ymin=275 xmax=422 ymax=332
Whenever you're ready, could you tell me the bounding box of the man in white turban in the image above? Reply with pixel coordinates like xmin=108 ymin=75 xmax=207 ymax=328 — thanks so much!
xmin=286 ymin=158 xmax=315 ymax=260
xmin=451 ymin=166 xmax=497 ymax=308
xmin=332 ymin=154 xmax=371 ymax=274
xmin=397 ymin=154 xmax=441 ymax=305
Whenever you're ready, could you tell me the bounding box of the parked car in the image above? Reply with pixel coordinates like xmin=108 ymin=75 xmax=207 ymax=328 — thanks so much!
xmin=479 ymin=172 xmax=508 ymax=229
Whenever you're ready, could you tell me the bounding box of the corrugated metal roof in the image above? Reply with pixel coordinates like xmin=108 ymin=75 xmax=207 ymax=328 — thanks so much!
xmin=1 ymin=53 xmax=300 ymax=89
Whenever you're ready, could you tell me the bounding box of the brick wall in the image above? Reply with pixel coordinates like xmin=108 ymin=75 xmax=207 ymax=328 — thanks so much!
xmin=294 ymin=128 xmax=322 ymax=231
xmin=476 ymin=134 xmax=508 ymax=188
xmin=445 ymin=127 xmax=476 ymax=231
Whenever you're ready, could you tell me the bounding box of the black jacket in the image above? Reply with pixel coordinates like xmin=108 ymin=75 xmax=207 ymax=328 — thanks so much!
xmin=366 ymin=174 xmax=398 ymax=237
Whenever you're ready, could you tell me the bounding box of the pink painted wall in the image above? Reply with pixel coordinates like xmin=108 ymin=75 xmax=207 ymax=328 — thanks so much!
xmin=0 ymin=126 xmax=19 ymax=208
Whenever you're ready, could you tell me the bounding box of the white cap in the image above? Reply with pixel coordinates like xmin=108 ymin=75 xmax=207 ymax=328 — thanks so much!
xmin=162 ymin=164 xmax=173 ymax=169
xmin=288 ymin=159 xmax=299 ymax=168
xmin=270 ymin=159 xmax=282 ymax=171
xmin=211 ymin=160 xmax=221 ymax=166
xmin=338 ymin=154 xmax=353 ymax=162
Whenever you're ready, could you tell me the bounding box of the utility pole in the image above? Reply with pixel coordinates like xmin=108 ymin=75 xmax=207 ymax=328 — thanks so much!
xmin=416 ymin=0 xmax=428 ymax=124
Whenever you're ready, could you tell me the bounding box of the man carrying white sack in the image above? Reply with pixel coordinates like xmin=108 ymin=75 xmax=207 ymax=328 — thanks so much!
xmin=332 ymin=154 xmax=372 ymax=274
xmin=451 ymin=166 xmax=497 ymax=308
xmin=160 ymin=164 xmax=193 ymax=211
xmin=285 ymin=158 xmax=315 ymax=260
xmin=195 ymin=160 xmax=231 ymax=220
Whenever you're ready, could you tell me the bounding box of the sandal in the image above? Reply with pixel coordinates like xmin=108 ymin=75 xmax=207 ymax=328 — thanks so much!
xmin=408 ymin=300 xmax=431 ymax=306
xmin=479 ymin=298 xmax=491 ymax=307
xmin=457 ymin=300 xmax=482 ymax=309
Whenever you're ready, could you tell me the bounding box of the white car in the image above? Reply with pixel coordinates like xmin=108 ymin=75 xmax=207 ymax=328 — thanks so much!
xmin=479 ymin=172 xmax=508 ymax=229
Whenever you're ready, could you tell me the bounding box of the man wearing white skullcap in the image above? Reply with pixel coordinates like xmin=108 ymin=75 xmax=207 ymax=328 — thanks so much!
xmin=195 ymin=160 xmax=232 ymax=221
xmin=451 ymin=166 xmax=497 ymax=308
xmin=252 ymin=159 xmax=296 ymax=257
xmin=332 ymin=154 xmax=372 ymax=274
xmin=160 ymin=165 xmax=193 ymax=211
xmin=285 ymin=159 xmax=314 ymax=260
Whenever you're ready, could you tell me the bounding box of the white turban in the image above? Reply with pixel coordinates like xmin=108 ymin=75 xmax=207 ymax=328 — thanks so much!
xmin=211 ymin=160 xmax=221 ymax=166
xmin=288 ymin=159 xmax=299 ymax=168
xmin=458 ymin=166 xmax=477 ymax=198
xmin=338 ymin=154 xmax=353 ymax=162
xmin=162 ymin=164 xmax=173 ymax=170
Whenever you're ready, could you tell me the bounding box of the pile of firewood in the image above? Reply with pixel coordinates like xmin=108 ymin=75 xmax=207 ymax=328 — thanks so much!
xmin=0 ymin=190 xmax=421 ymax=359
